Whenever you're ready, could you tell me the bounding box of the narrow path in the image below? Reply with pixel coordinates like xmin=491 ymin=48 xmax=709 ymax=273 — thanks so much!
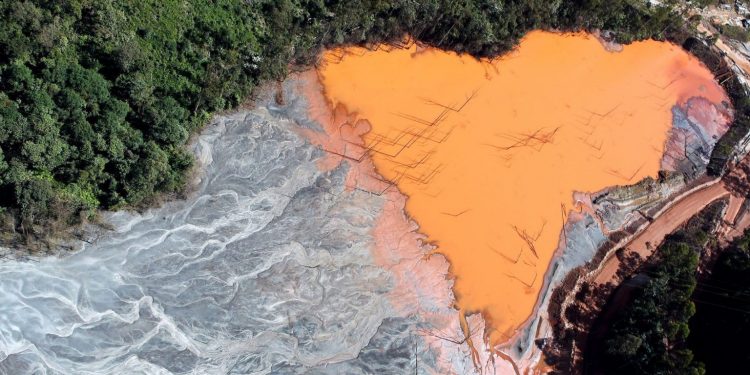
xmin=722 ymin=196 xmax=749 ymax=241
xmin=725 ymin=193 xmax=743 ymax=225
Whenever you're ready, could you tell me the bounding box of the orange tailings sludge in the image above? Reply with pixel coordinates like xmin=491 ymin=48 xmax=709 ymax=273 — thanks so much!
xmin=311 ymin=31 xmax=727 ymax=345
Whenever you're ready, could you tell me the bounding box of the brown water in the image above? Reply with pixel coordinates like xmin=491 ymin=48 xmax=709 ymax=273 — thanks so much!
xmin=315 ymin=31 xmax=726 ymax=345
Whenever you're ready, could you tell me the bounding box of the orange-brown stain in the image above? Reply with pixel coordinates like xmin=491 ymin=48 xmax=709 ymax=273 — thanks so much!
xmin=315 ymin=31 xmax=727 ymax=345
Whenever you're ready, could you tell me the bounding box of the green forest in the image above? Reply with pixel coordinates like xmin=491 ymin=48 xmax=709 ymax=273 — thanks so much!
xmin=688 ymin=228 xmax=750 ymax=373
xmin=0 ymin=0 xmax=689 ymax=245
xmin=589 ymin=202 xmax=724 ymax=375
xmin=605 ymin=243 xmax=703 ymax=374
xmin=591 ymin=219 xmax=750 ymax=375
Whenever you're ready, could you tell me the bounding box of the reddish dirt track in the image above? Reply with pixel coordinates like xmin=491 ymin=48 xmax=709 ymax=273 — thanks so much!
xmin=593 ymin=181 xmax=729 ymax=285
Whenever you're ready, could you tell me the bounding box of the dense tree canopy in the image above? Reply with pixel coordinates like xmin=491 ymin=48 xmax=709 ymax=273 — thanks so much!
xmin=602 ymin=242 xmax=704 ymax=374
xmin=688 ymin=228 xmax=750 ymax=373
xmin=0 ymin=0 xmax=264 ymax=241
xmin=591 ymin=201 xmax=724 ymax=375
xmin=597 ymin=213 xmax=750 ymax=374
xmin=0 ymin=0 xmax=684 ymax=244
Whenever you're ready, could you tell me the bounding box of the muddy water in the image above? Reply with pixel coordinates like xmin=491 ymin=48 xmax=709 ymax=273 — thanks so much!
xmin=316 ymin=31 xmax=726 ymax=344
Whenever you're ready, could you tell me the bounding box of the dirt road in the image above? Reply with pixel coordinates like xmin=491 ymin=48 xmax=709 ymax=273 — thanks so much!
xmin=593 ymin=181 xmax=730 ymax=285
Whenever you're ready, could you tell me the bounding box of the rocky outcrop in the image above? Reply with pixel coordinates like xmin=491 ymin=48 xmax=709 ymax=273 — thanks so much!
xmin=662 ymin=97 xmax=733 ymax=178
xmin=590 ymin=174 xmax=685 ymax=232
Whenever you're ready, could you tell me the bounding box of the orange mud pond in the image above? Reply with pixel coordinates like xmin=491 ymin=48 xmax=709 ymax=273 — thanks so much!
xmin=315 ymin=31 xmax=726 ymax=344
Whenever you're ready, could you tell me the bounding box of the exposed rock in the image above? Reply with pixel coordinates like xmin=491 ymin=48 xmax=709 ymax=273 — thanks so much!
xmin=662 ymin=97 xmax=732 ymax=178
xmin=591 ymin=173 xmax=685 ymax=232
